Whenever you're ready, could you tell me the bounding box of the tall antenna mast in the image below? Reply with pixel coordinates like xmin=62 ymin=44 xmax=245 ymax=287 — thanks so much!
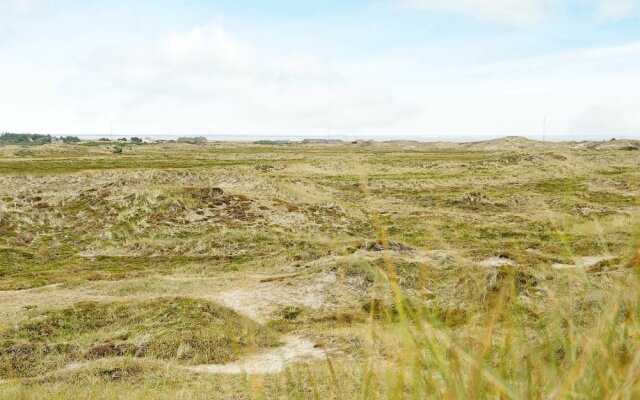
xmin=543 ymin=116 xmax=546 ymax=142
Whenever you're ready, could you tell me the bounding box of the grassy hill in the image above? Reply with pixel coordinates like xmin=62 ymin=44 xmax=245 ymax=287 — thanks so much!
xmin=0 ymin=138 xmax=639 ymax=399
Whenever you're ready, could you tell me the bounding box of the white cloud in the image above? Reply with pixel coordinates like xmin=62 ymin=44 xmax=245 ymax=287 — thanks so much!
xmin=595 ymin=0 xmax=640 ymax=20
xmin=162 ymin=23 xmax=256 ymax=73
xmin=1 ymin=19 xmax=639 ymax=138
xmin=571 ymin=103 xmax=639 ymax=136
xmin=2 ymin=0 xmax=47 ymax=13
xmin=398 ymin=0 xmax=555 ymax=26
xmin=399 ymin=0 xmax=640 ymax=26
xmin=51 ymin=22 xmax=415 ymax=136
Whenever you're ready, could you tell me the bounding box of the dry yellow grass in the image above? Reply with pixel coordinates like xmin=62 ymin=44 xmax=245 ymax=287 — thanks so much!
xmin=0 ymin=137 xmax=639 ymax=398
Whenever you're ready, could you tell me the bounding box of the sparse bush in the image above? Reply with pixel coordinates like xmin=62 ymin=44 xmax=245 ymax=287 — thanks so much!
xmin=0 ymin=132 xmax=52 ymax=144
xmin=280 ymin=306 xmax=302 ymax=320
xmin=61 ymin=136 xmax=81 ymax=143
xmin=13 ymin=149 xmax=33 ymax=157
xmin=336 ymin=256 xmax=377 ymax=285
xmin=361 ymin=298 xmax=398 ymax=320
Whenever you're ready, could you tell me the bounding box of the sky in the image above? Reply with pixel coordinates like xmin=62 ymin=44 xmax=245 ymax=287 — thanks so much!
xmin=0 ymin=0 xmax=639 ymax=139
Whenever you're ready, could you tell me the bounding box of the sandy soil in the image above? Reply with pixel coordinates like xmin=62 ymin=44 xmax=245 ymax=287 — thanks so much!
xmin=0 ymin=270 xmax=344 ymax=375
xmin=187 ymin=335 xmax=326 ymax=374
xmin=480 ymin=257 xmax=517 ymax=267
xmin=552 ymin=255 xmax=616 ymax=270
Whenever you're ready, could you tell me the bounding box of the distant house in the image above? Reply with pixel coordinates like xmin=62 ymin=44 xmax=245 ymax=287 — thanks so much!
xmin=353 ymin=138 xmax=365 ymax=144
xmin=177 ymin=136 xmax=208 ymax=144
xmin=143 ymin=136 xmax=153 ymax=143
xmin=254 ymin=140 xmax=291 ymax=145
xmin=301 ymin=139 xmax=343 ymax=144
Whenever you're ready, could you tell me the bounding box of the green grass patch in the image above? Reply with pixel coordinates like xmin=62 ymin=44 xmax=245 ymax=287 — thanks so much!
xmin=0 ymin=297 xmax=278 ymax=378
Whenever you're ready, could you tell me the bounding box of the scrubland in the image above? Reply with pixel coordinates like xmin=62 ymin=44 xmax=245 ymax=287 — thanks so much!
xmin=0 ymin=136 xmax=639 ymax=399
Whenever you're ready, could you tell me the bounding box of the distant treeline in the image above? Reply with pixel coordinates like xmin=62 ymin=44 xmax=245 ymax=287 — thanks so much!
xmin=0 ymin=133 xmax=81 ymax=144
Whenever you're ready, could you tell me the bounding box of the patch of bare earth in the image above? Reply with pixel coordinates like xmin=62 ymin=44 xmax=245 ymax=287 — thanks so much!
xmin=212 ymin=271 xmax=340 ymax=323
xmin=552 ymin=255 xmax=616 ymax=270
xmin=480 ymin=257 xmax=517 ymax=268
xmin=187 ymin=335 xmax=326 ymax=374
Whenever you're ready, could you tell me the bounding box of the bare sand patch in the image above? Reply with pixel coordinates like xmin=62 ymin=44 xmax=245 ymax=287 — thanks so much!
xmin=213 ymin=272 xmax=338 ymax=323
xmin=552 ymin=255 xmax=616 ymax=270
xmin=480 ymin=257 xmax=517 ymax=268
xmin=187 ymin=335 xmax=326 ymax=375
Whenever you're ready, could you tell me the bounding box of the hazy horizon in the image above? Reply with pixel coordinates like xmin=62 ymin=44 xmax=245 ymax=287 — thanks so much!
xmin=65 ymin=132 xmax=639 ymax=142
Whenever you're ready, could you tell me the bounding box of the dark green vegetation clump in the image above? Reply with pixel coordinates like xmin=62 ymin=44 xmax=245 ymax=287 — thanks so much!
xmin=1 ymin=133 xmax=53 ymax=145
xmin=61 ymin=136 xmax=81 ymax=144
xmin=13 ymin=150 xmax=33 ymax=157
xmin=0 ymin=298 xmax=278 ymax=378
